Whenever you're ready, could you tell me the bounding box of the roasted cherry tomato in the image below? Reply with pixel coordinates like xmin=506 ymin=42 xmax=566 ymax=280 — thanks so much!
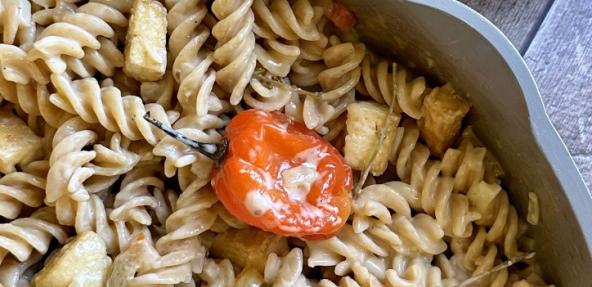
xmin=212 ymin=110 xmax=353 ymax=239
xmin=328 ymin=2 xmax=357 ymax=32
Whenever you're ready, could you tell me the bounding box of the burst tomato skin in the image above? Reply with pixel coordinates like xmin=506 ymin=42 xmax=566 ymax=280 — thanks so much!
xmin=328 ymin=2 xmax=357 ymax=32
xmin=212 ymin=110 xmax=353 ymax=239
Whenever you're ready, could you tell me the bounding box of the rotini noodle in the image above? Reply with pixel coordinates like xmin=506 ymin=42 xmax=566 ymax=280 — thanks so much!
xmin=358 ymin=54 xmax=429 ymax=119
xmin=211 ymin=0 xmax=257 ymax=105
xmin=253 ymin=0 xmax=321 ymax=41
xmin=0 ymin=253 xmax=42 ymax=287
xmin=49 ymin=73 xmax=180 ymax=145
xmin=264 ymin=248 xmax=312 ymax=287
xmin=110 ymin=161 xmax=173 ymax=229
xmin=167 ymin=0 xmax=226 ymax=116
xmin=0 ymin=207 xmax=69 ymax=264
xmin=0 ymin=160 xmax=48 ymax=219
xmin=199 ymin=258 xmax=236 ymax=287
xmin=31 ymin=0 xmax=78 ymax=26
xmin=244 ymin=69 xmax=294 ymax=111
xmin=0 ymin=0 xmax=36 ymax=47
xmin=0 ymin=1 xmax=555 ymax=286
xmin=114 ymin=161 xmax=240 ymax=286
xmin=153 ymin=114 xmax=226 ymax=177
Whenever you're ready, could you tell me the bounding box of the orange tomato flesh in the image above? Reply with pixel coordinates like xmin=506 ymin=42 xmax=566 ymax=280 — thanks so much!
xmin=328 ymin=2 xmax=357 ymax=32
xmin=212 ymin=110 xmax=353 ymax=239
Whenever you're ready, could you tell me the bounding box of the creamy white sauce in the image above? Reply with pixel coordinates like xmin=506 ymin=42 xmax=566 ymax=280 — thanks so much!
xmin=245 ymin=189 xmax=274 ymax=216
xmin=281 ymin=164 xmax=318 ymax=201
xmin=280 ymin=147 xmax=327 ymax=202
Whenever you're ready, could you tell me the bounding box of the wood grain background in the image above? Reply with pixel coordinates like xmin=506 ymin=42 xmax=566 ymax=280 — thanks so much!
xmin=460 ymin=0 xmax=592 ymax=190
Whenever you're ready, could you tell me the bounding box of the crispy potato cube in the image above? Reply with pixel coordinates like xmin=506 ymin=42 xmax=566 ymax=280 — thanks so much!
xmin=34 ymin=231 xmax=111 ymax=287
xmin=0 ymin=109 xmax=42 ymax=173
xmin=344 ymin=101 xmax=400 ymax=176
xmin=210 ymin=228 xmax=289 ymax=272
xmin=419 ymin=84 xmax=470 ymax=157
xmin=124 ymin=0 xmax=167 ymax=81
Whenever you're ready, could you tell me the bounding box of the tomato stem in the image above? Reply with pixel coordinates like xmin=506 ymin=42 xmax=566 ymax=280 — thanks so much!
xmin=143 ymin=112 xmax=228 ymax=162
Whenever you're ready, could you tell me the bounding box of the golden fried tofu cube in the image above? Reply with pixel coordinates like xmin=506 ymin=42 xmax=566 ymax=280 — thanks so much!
xmin=210 ymin=228 xmax=289 ymax=272
xmin=34 ymin=231 xmax=111 ymax=287
xmin=124 ymin=0 xmax=167 ymax=81
xmin=0 ymin=109 xmax=42 ymax=173
xmin=419 ymin=84 xmax=470 ymax=157
xmin=344 ymin=101 xmax=400 ymax=176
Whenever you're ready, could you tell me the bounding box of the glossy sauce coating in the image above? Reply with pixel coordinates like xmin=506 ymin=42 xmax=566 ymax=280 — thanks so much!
xmin=212 ymin=110 xmax=353 ymax=239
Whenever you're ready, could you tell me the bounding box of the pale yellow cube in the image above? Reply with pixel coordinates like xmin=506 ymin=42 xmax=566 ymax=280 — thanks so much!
xmin=34 ymin=231 xmax=111 ymax=287
xmin=419 ymin=84 xmax=470 ymax=157
xmin=344 ymin=101 xmax=400 ymax=176
xmin=0 ymin=109 xmax=42 ymax=173
xmin=124 ymin=0 xmax=167 ymax=81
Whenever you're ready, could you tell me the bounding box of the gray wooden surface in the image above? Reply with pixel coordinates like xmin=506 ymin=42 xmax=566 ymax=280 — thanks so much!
xmin=461 ymin=0 xmax=592 ymax=190
xmin=460 ymin=0 xmax=554 ymax=53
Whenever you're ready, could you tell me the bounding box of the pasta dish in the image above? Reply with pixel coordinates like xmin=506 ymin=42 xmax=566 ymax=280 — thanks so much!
xmin=0 ymin=0 xmax=553 ymax=286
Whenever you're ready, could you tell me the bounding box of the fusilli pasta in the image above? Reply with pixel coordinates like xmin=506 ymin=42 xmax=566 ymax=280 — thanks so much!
xmin=0 ymin=1 xmax=555 ymax=286
xmin=0 ymin=207 xmax=69 ymax=264
xmin=0 ymin=160 xmax=48 ymax=219
xmin=211 ymin=0 xmax=257 ymax=105
xmin=0 ymin=0 xmax=36 ymax=47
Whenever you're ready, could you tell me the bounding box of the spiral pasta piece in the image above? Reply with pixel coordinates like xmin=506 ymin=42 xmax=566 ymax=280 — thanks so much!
xmin=46 ymin=118 xmax=140 ymax=228
xmin=253 ymin=0 xmax=320 ymax=41
xmin=153 ymin=114 xmax=227 ymax=177
xmin=264 ymin=248 xmax=311 ymax=287
xmin=211 ymin=0 xmax=257 ymax=105
xmin=468 ymin=183 xmax=522 ymax=259
xmin=289 ymin=5 xmax=329 ymax=87
xmin=139 ymin=72 xmax=174 ymax=110
xmin=199 ymin=258 xmax=236 ymax=287
xmin=244 ymin=69 xmax=295 ymax=111
xmin=46 ymin=118 xmax=98 ymax=225
xmin=120 ymin=161 xmax=243 ymax=286
xmin=0 ymin=44 xmax=49 ymax=85
xmin=49 ymin=73 xmax=180 ymax=145
xmin=352 ymin=181 xmax=416 ymax=233
xmin=65 ymin=37 xmax=124 ymax=78
xmin=0 ymin=0 xmax=36 ymax=47
xmin=440 ymin=140 xmax=487 ymax=194
xmin=358 ymin=54 xmax=429 ymax=119
xmin=388 ymin=121 xmax=480 ymax=238
xmin=318 ymin=277 xmax=361 ymax=287
xmin=62 ymin=0 xmax=130 ymax=78
xmin=386 ymin=254 xmax=458 ymax=287
xmin=318 ymin=40 xmax=365 ymax=101
xmin=306 ymin=224 xmax=390 ymax=283
xmin=31 ymin=0 xmax=79 ymax=26
xmin=447 ymin=227 xmax=510 ymax=287
xmin=0 ymin=253 xmax=42 ymax=287
xmin=167 ymin=0 xmax=227 ymax=117
xmin=110 ymin=161 xmax=173 ymax=230
xmin=30 ymin=0 xmax=126 ymax=78
xmin=256 ymin=40 xmax=301 ymax=77
xmin=0 ymin=160 xmax=48 ymax=219
xmin=26 ymin=9 xmax=115 ymax=75
xmin=0 ymin=207 xmax=69 ymax=264
xmin=420 ymin=163 xmax=480 ymax=238
xmin=298 ymin=88 xmax=354 ymax=132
